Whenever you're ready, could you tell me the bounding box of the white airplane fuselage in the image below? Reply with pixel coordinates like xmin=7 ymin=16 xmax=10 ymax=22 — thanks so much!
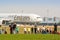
xmin=0 ymin=13 xmax=43 ymax=25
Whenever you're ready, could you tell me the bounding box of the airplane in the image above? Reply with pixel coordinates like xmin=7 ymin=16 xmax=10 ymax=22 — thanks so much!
xmin=0 ymin=13 xmax=43 ymax=25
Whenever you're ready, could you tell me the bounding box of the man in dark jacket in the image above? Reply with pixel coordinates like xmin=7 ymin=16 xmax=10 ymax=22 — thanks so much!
xmin=34 ymin=23 xmax=37 ymax=34
xmin=9 ymin=23 xmax=13 ymax=34
xmin=9 ymin=22 xmax=17 ymax=34
xmin=54 ymin=23 xmax=57 ymax=34
xmin=13 ymin=23 xmax=16 ymax=30
xmin=12 ymin=23 xmax=17 ymax=34
xmin=31 ymin=27 xmax=33 ymax=34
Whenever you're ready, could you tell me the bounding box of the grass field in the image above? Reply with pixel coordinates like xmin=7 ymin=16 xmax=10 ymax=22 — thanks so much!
xmin=0 ymin=34 xmax=60 ymax=40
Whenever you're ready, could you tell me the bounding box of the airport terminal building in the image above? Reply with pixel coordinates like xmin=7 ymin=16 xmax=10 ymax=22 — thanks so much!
xmin=40 ymin=17 xmax=60 ymax=25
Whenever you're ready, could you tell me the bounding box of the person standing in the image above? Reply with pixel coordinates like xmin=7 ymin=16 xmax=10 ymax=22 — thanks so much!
xmin=15 ymin=24 xmax=20 ymax=34
xmin=37 ymin=27 xmax=40 ymax=33
xmin=27 ymin=27 xmax=31 ymax=34
xmin=13 ymin=23 xmax=17 ymax=34
xmin=34 ymin=27 xmax=37 ymax=34
xmin=9 ymin=23 xmax=13 ymax=34
xmin=34 ymin=23 xmax=37 ymax=34
xmin=24 ymin=27 xmax=27 ymax=34
xmin=54 ymin=23 xmax=57 ymax=34
xmin=0 ymin=25 xmax=2 ymax=34
xmin=31 ymin=27 xmax=34 ymax=34
xmin=41 ymin=25 xmax=46 ymax=34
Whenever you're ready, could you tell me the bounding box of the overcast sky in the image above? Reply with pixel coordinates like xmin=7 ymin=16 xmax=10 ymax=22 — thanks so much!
xmin=0 ymin=0 xmax=60 ymax=17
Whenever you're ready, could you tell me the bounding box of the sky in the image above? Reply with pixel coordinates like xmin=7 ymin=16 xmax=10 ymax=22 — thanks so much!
xmin=0 ymin=0 xmax=60 ymax=17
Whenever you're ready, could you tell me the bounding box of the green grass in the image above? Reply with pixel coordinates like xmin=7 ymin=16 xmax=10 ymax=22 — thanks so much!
xmin=0 ymin=34 xmax=60 ymax=40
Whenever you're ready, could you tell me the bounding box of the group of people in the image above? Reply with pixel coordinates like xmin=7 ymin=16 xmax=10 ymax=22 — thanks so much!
xmin=0 ymin=22 xmax=19 ymax=34
xmin=9 ymin=23 xmax=19 ymax=34
xmin=23 ymin=26 xmax=52 ymax=34
xmin=23 ymin=23 xmax=58 ymax=34
xmin=40 ymin=26 xmax=52 ymax=34
xmin=24 ymin=27 xmax=31 ymax=34
xmin=0 ymin=23 xmax=58 ymax=34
